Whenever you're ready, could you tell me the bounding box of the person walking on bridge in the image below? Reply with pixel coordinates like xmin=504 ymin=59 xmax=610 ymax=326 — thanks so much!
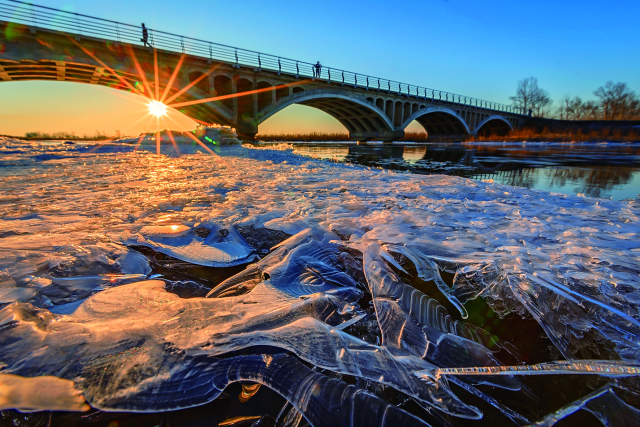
xmin=314 ymin=61 xmax=322 ymax=78
xmin=141 ymin=23 xmax=149 ymax=47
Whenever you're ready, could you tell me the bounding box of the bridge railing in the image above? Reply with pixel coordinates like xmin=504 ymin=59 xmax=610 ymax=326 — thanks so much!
xmin=0 ymin=0 xmax=527 ymax=116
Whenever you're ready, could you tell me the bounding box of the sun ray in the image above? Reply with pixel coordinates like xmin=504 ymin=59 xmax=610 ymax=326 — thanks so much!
xmin=167 ymin=80 xmax=310 ymax=109
xmin=134 ymin=115 xmax=159 ymax=151
xmin=133 ymin=133 xmax=147 ymax=151
xmin=119 ymin=110 xmax=158 ymax=133
xmin=162 ymin=110 xmax=195 ymax=140
xmin=190 ymin=117 xmax=214 ymax=127
xmin=183 ymin=130 xmax=217 ymax=156
xmin=153 ymin=48 xmax=159 ymax=101
xmin=93 ymin=85 xmax=153 ymax=107
xmin=163 ymin=64 xmax=221 ymax=105
xmin=86 ymin=136 xmax=118 ymax=153
xmin=127 ymin=45 xmax=155 ymax=100
xmin=160 ymin=54 xmax=186 ymax=104
xmin=162 ymin=110 xmax=185 ymax=128
xmin=166 ymin=129 xmax=181 ymax=155
xmin=68 ymin=36 xmax=145 ymax=97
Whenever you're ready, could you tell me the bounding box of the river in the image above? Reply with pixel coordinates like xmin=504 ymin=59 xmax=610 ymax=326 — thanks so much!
xmin=266 ymin=141 xmax=640 ymax=201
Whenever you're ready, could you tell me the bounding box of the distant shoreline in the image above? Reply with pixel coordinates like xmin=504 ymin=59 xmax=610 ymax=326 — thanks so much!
xmin=3 ymin=118 xmax=639 ymax=143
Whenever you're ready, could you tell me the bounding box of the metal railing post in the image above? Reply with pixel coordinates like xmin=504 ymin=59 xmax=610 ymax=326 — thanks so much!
xmin=181 ymin=36 xmax=185 ymax=53
xmin=278 ymin=58 xmax=281 ymax=75
xmin=387 ymin=81 xmax=390 ymax=93
xmin=296 ymin=62 xmax=299 ymax=77
xmin=235 ymin=49 xmax=239 ymax=68
xmin=341 ymin=71 xmax=344 ymax=86
xmin=257 ymin=53 xmax=261 ymax=71
xmin=377 ymin=78 xmax=380 ymax=91
xmin=327 ymin=67 xmax=330 ymax=82
xmin=30 ymin=3 xmax=37 ymax=28
xmin=354 ymin=74 xmax=357 ymax=88
xmin=366 ymin=76 xmax=369 ymax=90
xmin=209 ymin=43 xmax=213 ymax=61
xmin=115 ymin=23 xmax=121 ymax=42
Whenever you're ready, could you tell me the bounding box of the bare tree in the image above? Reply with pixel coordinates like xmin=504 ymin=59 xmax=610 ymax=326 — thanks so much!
xmin=511 ymin=77 xmax=553 ymax=117
xmin=557 ymin=96 xmax=600 ymax=120
xmin=557 ymin=95 xmax=571 ymax=120
xmin=594 ymin=81 xmax=640 ymax=120
xmin=581 ymin=100 xmax=601 ymax=120
xmin=510 ymin=77 xmax=536 ymax=114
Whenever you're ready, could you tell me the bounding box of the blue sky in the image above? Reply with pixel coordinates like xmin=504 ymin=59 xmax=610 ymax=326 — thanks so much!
xmin=1 ymin=0 xmax=639 ymax=136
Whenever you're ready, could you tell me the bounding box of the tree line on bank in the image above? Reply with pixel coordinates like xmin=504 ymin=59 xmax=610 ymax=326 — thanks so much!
xmin=510 ymin=77 xmax=640 ymax=121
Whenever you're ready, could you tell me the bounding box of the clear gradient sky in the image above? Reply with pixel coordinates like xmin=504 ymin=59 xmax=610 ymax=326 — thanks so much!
xmin=1 ymin=0 xmax=639 ymax=137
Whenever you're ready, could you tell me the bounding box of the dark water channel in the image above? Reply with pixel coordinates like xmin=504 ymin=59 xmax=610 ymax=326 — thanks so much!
xmin=276 ymin=141 xmax=640 ymax=201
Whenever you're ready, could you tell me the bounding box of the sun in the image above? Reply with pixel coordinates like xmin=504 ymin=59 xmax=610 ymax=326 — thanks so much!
xmin=148 ymin=100 xmax=167 ymax=117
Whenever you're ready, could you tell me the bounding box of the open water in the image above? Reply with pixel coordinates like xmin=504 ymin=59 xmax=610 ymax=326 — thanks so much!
xmin=281 ymin=141 xmax=640 ymax=201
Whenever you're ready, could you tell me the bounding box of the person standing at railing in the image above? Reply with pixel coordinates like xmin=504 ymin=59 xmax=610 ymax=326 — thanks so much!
xmin=314 ymin=61 xmax=322 ymax=78
xmin=141 ymin=23 xmax=149 ymax=47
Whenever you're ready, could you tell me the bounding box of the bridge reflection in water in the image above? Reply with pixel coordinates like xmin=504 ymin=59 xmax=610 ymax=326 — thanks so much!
xmin=286 ymin=142 xmax=640 ymax=200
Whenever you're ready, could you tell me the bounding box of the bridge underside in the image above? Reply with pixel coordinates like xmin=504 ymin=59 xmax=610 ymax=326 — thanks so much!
xmin=299 ymin=98 xmax=395 ymax=141
xmin=414 ymin=111 xmax=469 ymax=138
xmin=476 ymin=119 xmax=512 ymax=136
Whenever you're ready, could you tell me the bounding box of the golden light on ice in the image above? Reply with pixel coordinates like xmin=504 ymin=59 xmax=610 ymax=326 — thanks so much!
xmin=148 ymin=100 xmax=167 ymax=117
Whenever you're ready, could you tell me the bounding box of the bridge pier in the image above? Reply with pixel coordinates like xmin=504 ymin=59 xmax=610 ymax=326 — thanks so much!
xmin=349 ymin=128 xmax=404 ymax=143
xmin=236 ymin=121 xmax=259 ymax=141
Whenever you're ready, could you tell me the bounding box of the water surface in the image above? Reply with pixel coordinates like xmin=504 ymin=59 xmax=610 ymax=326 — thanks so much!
xmin=277 ymin=141 xmax=640 ymax=200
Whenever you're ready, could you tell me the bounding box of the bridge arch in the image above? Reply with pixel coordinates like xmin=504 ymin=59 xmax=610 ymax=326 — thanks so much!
xmin=401 ymin=107 xmax=470 ymax=137
xmin=475 ymin=115 xmax=513 ymax=136
xmin=188 ymin=71 xmax=210 ymax=94
xmin=257 ymin=90 xmax=395 ymax=137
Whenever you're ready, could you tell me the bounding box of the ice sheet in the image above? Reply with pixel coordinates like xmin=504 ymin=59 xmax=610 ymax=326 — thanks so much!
xmin=1 ymin=137 xmax=639 ymax=425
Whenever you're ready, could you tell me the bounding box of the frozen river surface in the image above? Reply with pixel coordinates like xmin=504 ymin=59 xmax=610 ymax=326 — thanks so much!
xmin=1 ymin=138 xmax=639 ymax=426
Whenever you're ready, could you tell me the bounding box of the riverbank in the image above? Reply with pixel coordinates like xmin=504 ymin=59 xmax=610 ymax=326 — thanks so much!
xmin=256 ymin=121 xmax=640 ymax=143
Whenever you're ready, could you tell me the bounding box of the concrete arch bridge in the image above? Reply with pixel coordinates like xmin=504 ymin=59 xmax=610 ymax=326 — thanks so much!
xmin=0 ymin=3 xmax=527 ymax=141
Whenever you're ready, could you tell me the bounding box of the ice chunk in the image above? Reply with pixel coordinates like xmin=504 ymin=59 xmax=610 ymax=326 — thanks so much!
xmin=361 ymin=242 xmax=520 ymax=391
xmin=529 ymin=386 xmax=640 ymax=427
xmin=114 ymin=222 xmax=258 ymax=267
xmin=0 ymin=280 xmax=479 ymax=419
xmin=0 ymin=373 xmax=90 ymax=412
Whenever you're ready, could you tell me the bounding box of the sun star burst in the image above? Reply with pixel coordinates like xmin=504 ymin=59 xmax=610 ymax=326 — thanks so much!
xmin=148 ymin=100 xmax=167 ymax=117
